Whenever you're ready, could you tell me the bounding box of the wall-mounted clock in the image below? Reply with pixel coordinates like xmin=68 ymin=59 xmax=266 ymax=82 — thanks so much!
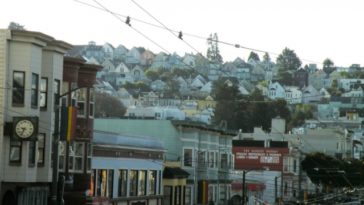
xmin=13 ymin=117 xmax=38 ymax=141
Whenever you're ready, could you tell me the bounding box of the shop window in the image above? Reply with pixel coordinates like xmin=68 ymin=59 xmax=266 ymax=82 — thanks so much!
xmin=37 ymin=133 xmax=45 ymax=165
xmin=163 ymin=186 xmax=172 ymax=205
xmin=118 ymin=170 xmax=127 ymax=197
xmin=40 ymin=77 xmax=48 ymax=109
xmin=129 ymin=170 xmax=138 ymax=196
xmin=97 ymin=169 xmax=108 ymax=197
xmin=185 ymin=186 xmax=192 ymax=205
xmin=31 ymin=73 xmax=39 ymax=108
xmin=108 ymin=170 xmax=114 ymax=198
xmin=175 ymin=186 xmax=181 ymax=205
xmin=10 ymin=140 xmax=22 ymax=163
xmin=12 ymin=71 xmax=25 ymax=105
xmin=138 ymin=170 xmax=146 ymax=196
xmin=149 ymin=170 xmax=157 ymax=195
xmin=68 ymin=142 xmax=74 ymax=171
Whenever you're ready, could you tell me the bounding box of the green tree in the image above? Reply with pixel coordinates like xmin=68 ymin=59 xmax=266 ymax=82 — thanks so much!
xmin=212 ymin=78 xmax=242 ymax=129
xmin=207 ymin=33 xmax=223 ymax=64
xmin=263 ymin=52 xmax=271 ymax=62
xmin=276 ymin=48 xmax=301 ymax=85
xmin=95 ymin=92 xmax=126 ymax=117
xmin=248 ymin=51 xmax=260 ymax=62
xmin=145 ymin=69 xmax=160 ymax=81
xmin=323 ymin=58 xmax=335 ymax=74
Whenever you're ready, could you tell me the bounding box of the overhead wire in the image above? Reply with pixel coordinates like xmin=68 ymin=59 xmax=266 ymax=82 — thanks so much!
xmin=73 ymin=0 xmax=325 ymax=65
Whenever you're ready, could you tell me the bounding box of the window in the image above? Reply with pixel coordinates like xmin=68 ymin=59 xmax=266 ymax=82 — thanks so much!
xmin=12 ymin=71 xmax=25 ymax=105
xmin=54 ymin=79 xmax=60 ymax=106
xmin=185 ymin=186 xmax=192 ymax=205
xmin=293 ymin=159 xmax=297 ymax=173
xmin=89 ymin=89 xmax=94 ymax=118
xmin=209 ymin=152 xmax=214 ymax=168
xmin=198 ymin=151 xmax=206 ymax=167
xmin=219 ymin=185 xmax=226 ymax=204
xmin=183 ymin=149 xmax=192 ymax=167
xmin=163 ymin=186 xmax=172 ymax=205
xmin=74 ymin=142 xmax=84 ymax=171
xmin=40 ymin=77 xmax=48 ymax=109
xmin=97 ymin=169 xmax=108 ymax=197
xmin=10 ymin=140 xmax=22 ymax=163
xmin=37 ymin=133 xmax=45 ymax=165
xmin=77 ymin=88 xmax=87 ymax=117
xmin=175 ymin=186 xmax=181 ymax=205
xmin=31 ymin=73 xmax=39 ymax=107
xmin=108 ymin=170 xmax=114 ymax=198
xmin=28 ymin=141 xmax=36 ymax=166
xmin=149 ymin=170 xmax=157 ymax=195
xmin=118 ymin=170 xmax=128 ymax=197
xmin=208 ymin=185 xmax=213 ymax=202
xmin=220 ymin=153 xmax=227 ymax=169
xmin=129 ymin=170 xmax=138 ymax=196
xmin=87 ymin=143 xmax=92 ymax=171
xmin=68 ymin=142 xmax=74 ymax=171
xmin=58 ymin=141 xmax=66 ymax=171
xmin=138 ymin=170 xmax=146 ymax=196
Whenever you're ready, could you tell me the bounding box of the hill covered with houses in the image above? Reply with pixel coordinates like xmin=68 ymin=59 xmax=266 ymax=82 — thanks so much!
xmin=67 ymin=41 xmax=364 ymax=129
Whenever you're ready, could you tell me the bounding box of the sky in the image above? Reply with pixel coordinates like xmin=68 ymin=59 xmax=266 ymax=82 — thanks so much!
xmin=1 ymin=0 xmax=364 ymax=67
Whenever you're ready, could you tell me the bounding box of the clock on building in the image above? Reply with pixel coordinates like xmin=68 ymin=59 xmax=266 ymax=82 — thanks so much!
xmin=12 ymin=117 xmax=38 ymax=141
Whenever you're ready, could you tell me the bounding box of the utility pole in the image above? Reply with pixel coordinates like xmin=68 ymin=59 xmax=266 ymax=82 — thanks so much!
xmin=242 ymin=170 xmax=246 ymax=205
xmin=298 ymin=152 xmax=302 ymax=204
xmin=275 ymin=176 xmax=278 ymax=204
xmin=50 ymin=93 xmax=60 ymax=205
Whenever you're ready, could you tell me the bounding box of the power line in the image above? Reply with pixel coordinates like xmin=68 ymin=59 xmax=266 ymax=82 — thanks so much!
xmin=73 ymin=0 xmax=324 ymax=65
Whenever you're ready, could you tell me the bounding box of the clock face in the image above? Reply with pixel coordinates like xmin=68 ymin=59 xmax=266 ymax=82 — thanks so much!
xmin=15 ymin=119 xmax=35 ymax=139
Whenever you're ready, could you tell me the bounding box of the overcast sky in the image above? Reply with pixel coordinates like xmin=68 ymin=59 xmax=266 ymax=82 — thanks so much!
xmin=1 ymin=0 xmax=364 ymax=67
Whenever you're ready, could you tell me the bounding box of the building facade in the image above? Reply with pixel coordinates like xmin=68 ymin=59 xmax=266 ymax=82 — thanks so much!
xmin=0 ymin=29 xmax=72 ymax=205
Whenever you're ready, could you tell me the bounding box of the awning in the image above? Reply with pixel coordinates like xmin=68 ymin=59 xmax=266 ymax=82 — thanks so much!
xmin=163 ymin=167 xmax=189 ymax=179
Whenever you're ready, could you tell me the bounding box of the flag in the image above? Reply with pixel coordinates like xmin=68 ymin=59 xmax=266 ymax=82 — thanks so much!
xmin=60 ymin=106 xmax=77 ymax=141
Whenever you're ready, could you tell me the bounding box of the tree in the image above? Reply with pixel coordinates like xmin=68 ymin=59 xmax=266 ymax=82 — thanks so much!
xmin=323 ymin=58 xmax=335 ymax=74
xmin=248 ymin=51 xmax=260 ymax=62
xmin=212 ymin=78 xmax=242 ymax=130
xmin=263 ymin=52 xmax=271 ymax=63
xmin=276 ymin=48 xmax=302 ymax=85
xmin=276 ymin=48 xmax=302 ymax=71
xmin=145 ymin=69 xmax=160 ymax=81
xmin=95 ymin=92 xmax=126 ymax=117
xmin=207 ymin=33 xmax=223 ymax=64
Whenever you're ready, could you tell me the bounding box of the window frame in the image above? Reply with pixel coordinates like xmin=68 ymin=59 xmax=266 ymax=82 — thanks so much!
xmin=183 ymin=148 xmax=193 ymax=167
xmin=129 ymin=170 xmax=138 ymax=196
xmin=31 ymin=73 xmax=39 ymax=108
xmin=28 ymin=140 xmax=36 ymax=167
xmin=138 ymin=170 xmax=147 ymax=196
xmin=37 ymin=133 xmax=46 ymax=166
xmin=74 ymin=142 xmax=84 ymax=172
xmin=12 ymin=71 xmax=25 ymax=106
xmin=148 ymin=170 xmax=157 ymax=195
xmin=118 ymin=169 xmax=128 ymax=197
xmin=9 ymin=140 xmax=22 ymax=164
xmin=40 ymin=77 xmax=48 ymax=110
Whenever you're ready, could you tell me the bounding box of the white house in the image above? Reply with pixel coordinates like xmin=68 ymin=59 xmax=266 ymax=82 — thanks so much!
xmin=342 ymin=87 xmax=364 ymax=97
xmin=339 ymin=79 xmax=364 ymax=91
xmin=151 ymin=80 xmax=167 ymax=91
xmin=182 ymin=53 xmax=196 ymax=68
xmin=284 ymin=86 xmax=302 ymax=104
xmin=268 ymin=82 xmax=285 ymax=100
